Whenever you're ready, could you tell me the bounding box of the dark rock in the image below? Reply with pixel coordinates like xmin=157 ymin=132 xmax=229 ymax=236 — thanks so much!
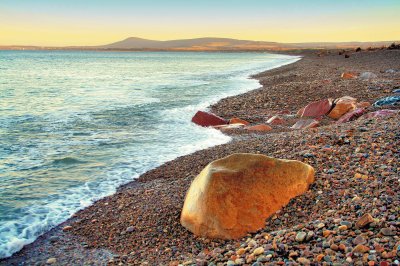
xmin=373 ymin=96 xmax=400 ymax=107
xmin=191 ymin=111 xmax=227 ymax=127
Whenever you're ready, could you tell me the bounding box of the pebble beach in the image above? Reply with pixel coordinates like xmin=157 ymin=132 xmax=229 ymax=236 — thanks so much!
xmin=1 ymin=48 xmax=399 ymax=266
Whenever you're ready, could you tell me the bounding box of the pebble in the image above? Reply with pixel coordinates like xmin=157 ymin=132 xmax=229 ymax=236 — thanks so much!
xmin=252 ymin=247 xmax=264 ymax=256
xmin=380 ymin=228 xmax=395 ymax=236
xmin=353 ymin=244 xmax=370 ymax=254
xmin=353 ymin=235 xmax=366 ymax=245
xmin=295 ymin=231 xmax=307 ymax=242
xmin=46 ymin=258 xmax=57 ymax=264
xmin=62 ymin=225 xmax=72 ymax=231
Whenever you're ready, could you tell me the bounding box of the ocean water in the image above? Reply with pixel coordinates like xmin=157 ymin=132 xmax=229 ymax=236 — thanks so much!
xmin=0 ymin=50 xmax=299 ymax=258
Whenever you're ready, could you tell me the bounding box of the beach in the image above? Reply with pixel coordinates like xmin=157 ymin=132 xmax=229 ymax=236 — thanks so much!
xmin=2 ymin=48 xmax=399 ymax=265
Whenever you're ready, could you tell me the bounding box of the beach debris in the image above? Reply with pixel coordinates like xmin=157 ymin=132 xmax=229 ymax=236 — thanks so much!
xmin=328 ymin=96 xmax=357 ymax=119
xmin=229 ymin=117 xmax=250 ymax=125
xmin=267 ymin=115 xmax=286 ymax=125
xmin=341 ymin=72 xmax=357 ymax=79
xmin=245 ymin=124 xmax=272 ymax=131
xmin=359 ymin=72 xmax=377 ymax=80
xmin=362 ymin=109 xmax=399 ymax=119
xmin=191 ymin=110 xmax=227 ymax=127
xmin=373 ymin=96 xmax=400 ymax=107
xmin=213 ymin=123 xmax=246 ymax=131
xmin=297 ymin=98 xmax=333 ymax=118
xmin=180 ymin=153 xmax=315 ymax=239
xmin=291 ymin=119 xmax=320 ymax=129
xmin=337 ymin=108 xmax=366 ymax=123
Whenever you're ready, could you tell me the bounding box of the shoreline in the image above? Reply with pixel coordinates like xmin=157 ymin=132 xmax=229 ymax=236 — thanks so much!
xmin=2 ymin=49 xmax=399 ymax=265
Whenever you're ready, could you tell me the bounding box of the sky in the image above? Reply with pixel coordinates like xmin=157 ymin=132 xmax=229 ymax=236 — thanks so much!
xmin=1 ymin=0 xmax=399 ymax=46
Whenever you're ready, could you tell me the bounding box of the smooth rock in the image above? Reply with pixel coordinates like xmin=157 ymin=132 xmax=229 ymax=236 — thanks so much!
xmin=353 ymin=244 xmax=370 ymax=254
xmin=296 ymin=232 xmax=307 ymax=242
xmin=356 ymin=101 xmax=371 ymax=108
xmin=298 ymin=99 xmax=333 ymax=117
xmin=291 ymin=119 xmax=320 ymax=130
xmin=362 ymin=109 xmax=399 ymax=119
xmin=337 ymin=108 xmax=366 ymax=123
xmin=373 ymin=96 xmax=400 ymax=107
xmin=229 ymin=117 xmax=250 ymax=126
xmin=359 ymin=72 xmax=377 ymax=80
xmin=62 ymin=225 xmax=72 ymax=231
xmin=245 ymin=124 xmax=272 ymax=132
xmin=328 ymin=96 xmax=357 ymax=119
xmin=180 ymin=153 xmax=315 ymax=239
xmin=191 ymin=111 xmax=227 ymax=127
xmin=46 ymin=258 xmax=57 ymax=264
xmin=341 ymin=72 xmax=357 ymax=79
xmin=253 ymin=247 xmax=264 ymax=256
xmin=356 ymin=213 xmax=374 ymax=228
xmin=380 ymin=228 xmax=395 ymax=236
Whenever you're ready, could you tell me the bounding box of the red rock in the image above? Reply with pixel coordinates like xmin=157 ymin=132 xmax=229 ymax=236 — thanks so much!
xmin=180 ymin=154 xmax=315 ymax=239
xmin=245 ymin=124 xmax=272 ymax=131
xmin=298 ymin=99 xmax=333 ymax=118
xmin=362 ymin=109 xmax=399 ymax=119
xmin=229 ymin=117 xmax=250 ymax=125
xmin=356 ymin=213 xmax=374 ymax=228
xmin=291 ymin=119 xmax=320 ymax=129
xmin=191 ymin=111 xmax=227 ymax=127
xmin=341 ymin=72 xmax=357 ymax=79
xmin=337 ymin=108 xmax=366 ymax=123
xmin=328 ymin=96 xmax=357 ymax=119
xmin=267 ymin=116 xmax=286 ymax=125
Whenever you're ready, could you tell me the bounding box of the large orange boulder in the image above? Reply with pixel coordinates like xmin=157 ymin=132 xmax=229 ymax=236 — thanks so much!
xmin=180 ymin=154 xmax=315 ymax=239
xmin=191 ymin=111 xmax=227 ymax=127
xmin=328 ymin=96 xmax=357 ymax=119
xmin=298 ymin=99 xmax=333 ymax=118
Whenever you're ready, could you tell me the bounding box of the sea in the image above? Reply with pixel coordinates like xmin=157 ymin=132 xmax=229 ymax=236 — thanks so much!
xmin=0 ymin=50 xmax=299 ymax=258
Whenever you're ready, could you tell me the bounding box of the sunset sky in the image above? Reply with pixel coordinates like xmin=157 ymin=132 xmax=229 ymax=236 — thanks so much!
xmin=1 ymin=0 xmax=399 ymax=46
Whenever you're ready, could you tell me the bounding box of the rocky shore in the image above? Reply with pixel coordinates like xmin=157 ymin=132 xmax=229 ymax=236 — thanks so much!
xmin=2 ymin=49 xmax=399 ymax=266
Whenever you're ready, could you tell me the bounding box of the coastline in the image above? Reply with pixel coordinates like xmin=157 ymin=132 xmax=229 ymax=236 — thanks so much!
xmin=2 ymin=49 xmax=399 ymax=265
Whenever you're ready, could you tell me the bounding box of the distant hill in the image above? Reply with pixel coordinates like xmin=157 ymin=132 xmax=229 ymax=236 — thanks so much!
xmin=1 ymin=37 xmax=399 ymax=51
xmin=97 ymin=37 xmax=281 ymax=51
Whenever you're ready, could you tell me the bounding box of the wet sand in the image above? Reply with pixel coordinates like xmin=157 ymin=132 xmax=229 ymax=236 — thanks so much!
xmin=2 ymin=49 xmax=399 ymax=265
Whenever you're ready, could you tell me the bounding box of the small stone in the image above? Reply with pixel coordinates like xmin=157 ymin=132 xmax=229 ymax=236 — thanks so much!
xmin=353 ymin=244 xmax=370 ymax=254
xmin=248 ymin=239 xmax=257 ymax=248
xmin=338 ymin=225 xmax=348 ymax=231
xmin=306 ymin=231 xmax=314 ymax=241
xmin=236 ymin=248 xmax=246 ymax=255
xmin=46 ymin=258 xmax=57 ymax=264
xmin=317 ymin=223 xmax=325 ymax=229
xmin=297 ymin=257 xmax=311 ymax=265
xmin=296 ymin=231 xmax=307 ymax=242
xmin=353 ymin=235 xmax=367 ymax=245
xmin=49 ymin=236 xmax=59 ymax=243
xmin=227 ymin=260 xmax=235 ymax=266
xmin=235 ymin=258 xmax=245 ymax=265
xmin=340 ymin=221 xmax=352 ymax=228
xmin=253 ymin=247 xmax=264 ymax=256
xmin=62 ymin=225 xmax=72 ymax=231
xmin=356 ymin=213 xmax=374 ymax=228
xmin=126 ymin=226 xmax=134 ymax=232
xmin=330 ymin=244 xmax=339 ymax=251
xmin=380 ymin=228 xmax=395 ymax=236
